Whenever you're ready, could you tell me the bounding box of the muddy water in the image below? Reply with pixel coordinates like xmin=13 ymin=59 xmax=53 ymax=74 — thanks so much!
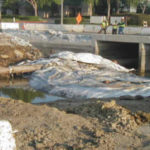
xmin=0 ymin=79 xmax=64 ymax=104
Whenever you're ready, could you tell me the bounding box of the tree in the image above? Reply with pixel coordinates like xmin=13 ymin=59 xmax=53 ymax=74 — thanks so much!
xmin=4 ymin=0 xmax=61 ymax=16
xmin=83 ymin=0 xmax=99 ymax=16
xmin=106 ymin=0 xmax=122 ymax=19
xmin=116 ymin=0 xmax=120 ymax=14
xmin=26 ymin=0 xmax=38 ymax=16
xmin=125 ymin=0 xmax=149 ymax=14
xmin=107 ymin=0 xmax=111 ymax=21
xmin=139 ymin=0 xmax=149 ymax=14
xmin=3 ymin=0 xmax=20 ymax=14
xmin=38 ymin=0 xmax=60 ymax=8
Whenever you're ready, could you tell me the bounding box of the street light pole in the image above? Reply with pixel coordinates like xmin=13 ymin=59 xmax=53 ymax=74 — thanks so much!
xmin=61 ymin=0 xmax=63 ymax=25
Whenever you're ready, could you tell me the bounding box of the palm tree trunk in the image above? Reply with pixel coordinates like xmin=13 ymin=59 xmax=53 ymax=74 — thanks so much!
xmin=107 ymin=0 xmax=111 ymax=21
xmin=89 ymin=2 xmax=93 ymax=16
xmin=26 ymin=0 xmax=38 ymax=16
xmin=34 ymin=3 xmax=38 ymax=16
xmin=142 ymin=5 xmax=146 ymax=14
xmin=116 ymin=0 xmax=120 ymax=14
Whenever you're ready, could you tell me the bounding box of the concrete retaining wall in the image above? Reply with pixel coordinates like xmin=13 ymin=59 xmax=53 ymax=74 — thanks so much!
xmin=90 ymin=16 xmax=105 ymax=24
xmin=2 ymin=22 xmax=150 ymax=35
xmin=22 ymin=23 xmax=150 ymax=35
xmin=90 ymin=16 xmax=124 ymax=24
xmin=1 ymin=23 xmax=19 ymax=30
xmin=23 ymin=23 xmax=101 ymax=33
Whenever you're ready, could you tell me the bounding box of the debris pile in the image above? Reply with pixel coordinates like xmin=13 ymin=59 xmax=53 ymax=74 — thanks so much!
xmin=70 ymin=100 xmax=139 ymax=134
xmin=0 ymin=33 xmax=42 ymax=67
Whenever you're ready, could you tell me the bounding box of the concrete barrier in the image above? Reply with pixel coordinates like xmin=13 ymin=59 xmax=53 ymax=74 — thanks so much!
xmin=84 ymin=25 xmax=100 ymax=32
xmin=90 ymin=16 xmax=106 ymax=24
xmin=1 ymin=23 xmax=19 ymax=30
xmin=2 ymin=22 xmax=150 ymax=35
xmin=90 ymin=16 xmax=125 ymax=25
xmin=23 ymin=23 xmax=85 ymax=32
xmin=110 ymin=17 xmax=123 ymax=24
xmin=22 ymin=23 xmax=150 ymax=35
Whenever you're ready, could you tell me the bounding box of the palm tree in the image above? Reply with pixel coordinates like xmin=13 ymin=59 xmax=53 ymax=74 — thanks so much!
xmin=139 ymin=0 xmax=149 ymax=14
xmin=26 ymin=0 xmax=38 ymax=16
xmin=84 ymin=0 xmax=99 ymax=16
xmin=26 ymin=0 xmax=61 ymax=16
xmin=107 ymin=0 xmax=111 ymax=21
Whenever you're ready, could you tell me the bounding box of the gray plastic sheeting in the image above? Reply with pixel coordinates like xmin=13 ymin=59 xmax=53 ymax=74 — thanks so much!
xmin=28 ymin=51 xmax=150 ymax=99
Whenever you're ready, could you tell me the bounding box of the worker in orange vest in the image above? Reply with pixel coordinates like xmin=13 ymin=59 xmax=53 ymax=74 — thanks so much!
xmin=76 ymin=12 xmax=82 ymax=24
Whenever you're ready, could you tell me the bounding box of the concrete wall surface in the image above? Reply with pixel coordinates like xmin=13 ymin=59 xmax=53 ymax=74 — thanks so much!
xmin=2 ymin=22 xmax=150 ymax=35
xmin=90 ymin=16 xmax=106 ymax=24
xmin=90 ymin=16 xmax=124 ymax=24
xmin=1 ymin=23 xmax=19 ymax=30
xmin=23 ymin=23 xmax=150 ymax=35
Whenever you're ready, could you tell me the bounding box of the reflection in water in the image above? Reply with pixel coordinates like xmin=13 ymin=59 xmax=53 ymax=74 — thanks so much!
xmin=0 ymin=79 xmax=64 ymax=103
xmin=0 ymin=88 xmax=44 ymax=103
xmin=137 ymin=71 xmax=150 ymax=78
xmin=0 ymin=78 xmax=29 ymax=88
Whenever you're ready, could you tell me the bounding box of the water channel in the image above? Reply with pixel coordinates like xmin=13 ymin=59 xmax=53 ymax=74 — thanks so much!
xmin=0 ymin=39 xmax=149 ymax=103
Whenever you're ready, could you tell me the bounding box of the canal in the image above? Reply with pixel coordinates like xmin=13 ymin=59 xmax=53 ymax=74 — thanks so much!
xmin=0 ymin=34 xmax=149 ymax=103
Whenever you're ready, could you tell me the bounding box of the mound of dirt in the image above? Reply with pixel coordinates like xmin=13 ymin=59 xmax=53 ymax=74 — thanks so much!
xmin=66 ymin=100 xmax=139 ymax=133
xmin=0 ymin=98 xmax=150 ymax=150
xmin=0 ymin=33 xmax=42 ymax=67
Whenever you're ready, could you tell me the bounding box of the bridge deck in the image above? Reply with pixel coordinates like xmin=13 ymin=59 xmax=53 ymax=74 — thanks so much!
xmin=91 ymin=34 xmax=150 ymax=44
xmin=65 ymin=32 xmax=150 ymax=44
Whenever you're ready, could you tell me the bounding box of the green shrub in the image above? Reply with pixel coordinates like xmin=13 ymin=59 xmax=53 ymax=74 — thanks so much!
xmin=115 ymin=13 xmax=150 ymax=26
xmin=18 ymin=16 xmax=40 ymax=21
xmin=2 ymin=15 xmax=43 ymax=22
xmin=128 ymin=14 xmax=150 ymax=26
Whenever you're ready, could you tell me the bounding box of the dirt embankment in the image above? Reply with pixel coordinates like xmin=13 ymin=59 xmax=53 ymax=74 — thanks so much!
xmin=0 ymin=45 xmax=42 ymax=67
xmin=0 ymin=33 xmax=42 ymax=67
xmin=0 ymin=98 xmax=150 ymax=150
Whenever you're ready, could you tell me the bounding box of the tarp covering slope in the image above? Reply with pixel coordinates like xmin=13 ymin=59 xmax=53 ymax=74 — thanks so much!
xmin=29 ymin=51 xmax=150 ymax=99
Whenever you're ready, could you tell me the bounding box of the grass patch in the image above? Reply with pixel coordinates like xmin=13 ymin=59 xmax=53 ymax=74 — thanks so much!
xmin=2 ymin=15 xmax=46 ymax=22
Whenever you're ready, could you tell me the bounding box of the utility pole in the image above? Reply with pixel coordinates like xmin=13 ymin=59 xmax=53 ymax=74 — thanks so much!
xmin=61 ymin=0 xmax=63 ymax=25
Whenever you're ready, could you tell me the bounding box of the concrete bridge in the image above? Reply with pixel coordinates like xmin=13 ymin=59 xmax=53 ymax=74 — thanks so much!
xmin=61 ymin=32 xmax=150 ymax=74
xmin=30 ymin=33 xmax=150 ymax=74
xmin=90 ymin=34 xmax=150 ymax=74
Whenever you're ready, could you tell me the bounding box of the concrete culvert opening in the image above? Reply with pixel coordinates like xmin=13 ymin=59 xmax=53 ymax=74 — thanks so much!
xmin=98 ymin=41 xmax=139 ymax=69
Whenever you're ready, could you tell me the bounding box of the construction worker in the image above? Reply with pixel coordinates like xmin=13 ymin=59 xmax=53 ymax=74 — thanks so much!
xmin=99 ymin=19 xmax=109 ymax=34
xmin=118 ymin=17 xmax=125 ymax=34
xmin=112 ymin=20 xmax=118 ymax=34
